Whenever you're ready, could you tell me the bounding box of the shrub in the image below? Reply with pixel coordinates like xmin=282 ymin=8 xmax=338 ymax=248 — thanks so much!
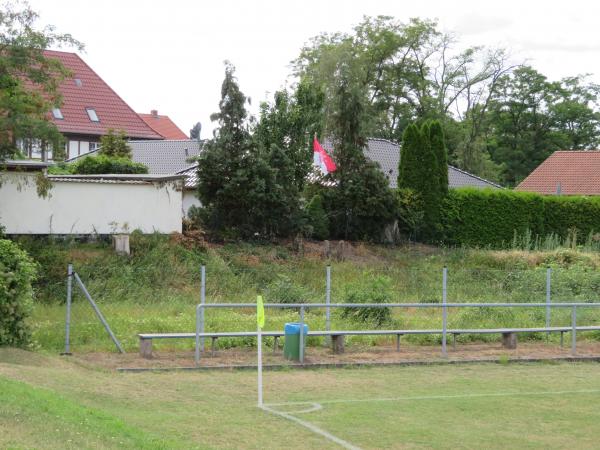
xmin=69 ymin=155 xmax=149 ymax=174
xmin=99 ymin=129 xmax=132 ymax=158
xmin=266 ymin=274 xmax=313 ymax=305
xmin=341 ymin=274 xmax=393 ymax=325
xmin=0 ymin=239 xmax=37 ymax=346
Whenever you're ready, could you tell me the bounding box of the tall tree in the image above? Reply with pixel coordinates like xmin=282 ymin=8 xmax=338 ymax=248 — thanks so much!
xmin=322 ymin=75 xmax=398 ymax=240
xmin=0 ymin=2 xmax=82 ymax=161
xmin=189 ymin=122 xmax=201 ymax=139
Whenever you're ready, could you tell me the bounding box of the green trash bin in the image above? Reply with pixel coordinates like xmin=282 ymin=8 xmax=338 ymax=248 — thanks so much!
xmin=283 ymin=322 xmax=309 ymax=361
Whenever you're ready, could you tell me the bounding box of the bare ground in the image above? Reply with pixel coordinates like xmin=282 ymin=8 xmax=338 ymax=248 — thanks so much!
xmin=72 ymin=340 xmax=600 ymax=371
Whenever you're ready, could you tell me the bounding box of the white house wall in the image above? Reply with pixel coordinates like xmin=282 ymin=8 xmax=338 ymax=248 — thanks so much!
xmin=182 ymin=190 xmax=201 ymax=217
xmin=0 ymin=172 xmax=182 ymax=234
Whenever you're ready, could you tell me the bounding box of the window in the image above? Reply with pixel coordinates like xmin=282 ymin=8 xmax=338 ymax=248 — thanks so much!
xmin=74 ymin=78 xmax=82 ymax=87
xmin=86 ymin=108 xmax=99 ymax=122
xmin=89 ymin=142 xmax=99 ymax=152
xmin=52 ymin=108 xmax=64 ymax=119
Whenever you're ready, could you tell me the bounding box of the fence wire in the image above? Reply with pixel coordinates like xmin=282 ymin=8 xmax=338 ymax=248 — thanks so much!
xmin=30 ymin=263 xmax=600 ymax=354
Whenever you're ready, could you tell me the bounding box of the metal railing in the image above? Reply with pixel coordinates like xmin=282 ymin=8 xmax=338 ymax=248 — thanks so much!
xmin=194 ymin=300 xmax=600 ymax=365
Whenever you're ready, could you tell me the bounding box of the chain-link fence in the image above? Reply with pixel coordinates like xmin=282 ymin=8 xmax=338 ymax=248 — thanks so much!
xmin=31 ymin=261 xmax=600 ymax=354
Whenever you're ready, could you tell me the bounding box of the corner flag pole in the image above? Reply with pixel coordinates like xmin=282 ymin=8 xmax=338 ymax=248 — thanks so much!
xmin=257 ymin=295 xmax=265 ymax=407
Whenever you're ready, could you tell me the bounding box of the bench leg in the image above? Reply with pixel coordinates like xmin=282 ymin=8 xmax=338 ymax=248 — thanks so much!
xmin=502 ymin=332 xmax=517 ymax=349
xmin=331 ymin=335 xmax=345 ymax=354
xmin=273 ymin=336 xmax=279 ymax=353
xmin=560 ymin=331 xmax=564 ymax=348
xmin=140 ymin=338 xmax=153 ymax=359
xmin=396 ymin=334 xmax=401 ymax=352
xmin=211 ymin=337 xmax=217 ymax=356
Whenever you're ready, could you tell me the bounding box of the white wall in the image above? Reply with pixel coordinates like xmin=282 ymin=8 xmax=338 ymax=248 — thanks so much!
xmin=182 ymin=190 xmax=202 ymax=217
xmin=0 ymin=172 xmax=183 ymax=234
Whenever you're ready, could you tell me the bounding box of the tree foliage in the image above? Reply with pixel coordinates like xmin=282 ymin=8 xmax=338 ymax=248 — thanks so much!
xmin=322 ymin=76 xmax=398 ymax=240
xmin=0 ymin=2 xmax=82 ymax=161
xmin=0 ymin=239 xmax=37 ymax=347
xmin=99 ymin=129 xmax=132 ymax=158
xmin=189 ymin=122 xmax=201 ymax=139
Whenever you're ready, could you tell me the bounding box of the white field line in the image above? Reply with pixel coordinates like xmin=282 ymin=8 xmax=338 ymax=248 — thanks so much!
xmin=266 ymin=388 xmax=600 ymax=407
xmin=260 ymin=404 xmax=362 ymax=450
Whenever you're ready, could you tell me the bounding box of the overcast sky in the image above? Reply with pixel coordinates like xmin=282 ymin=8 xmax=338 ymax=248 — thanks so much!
xmin=29 ymin=0 xmax=600 ymax=139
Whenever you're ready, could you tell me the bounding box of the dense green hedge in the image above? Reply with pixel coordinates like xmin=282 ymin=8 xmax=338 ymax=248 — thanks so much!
xmin=0 ymin=239 xmax=37 ymax=346
xmin=49 ymin=155 xmax=148 ymax=175
xmin=443 ymin=188 xmax=600 ymax=248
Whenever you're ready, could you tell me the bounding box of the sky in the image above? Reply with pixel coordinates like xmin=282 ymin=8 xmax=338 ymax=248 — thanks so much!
xmin=28 ymin=0 xmax=600 ymax=139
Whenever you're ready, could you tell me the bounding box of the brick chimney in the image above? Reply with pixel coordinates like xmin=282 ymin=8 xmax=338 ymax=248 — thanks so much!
xmin=151 ymin=109 xmax=158 ymax=118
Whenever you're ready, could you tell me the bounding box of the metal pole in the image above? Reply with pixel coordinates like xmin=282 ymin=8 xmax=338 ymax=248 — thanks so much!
xmin=73 ymin=272 xmax=124 ymax=353
xmin=63 ymin=264 xmax=73 ymax=355
xmin=571 ymin=306 xmax=577 ymax=356
xmin=200 ymin=265 xmax=206 ymax=353
xmin=299 ymin=306 xmax=305 ymax=364
xmin=546 ymin=268 xmax=552 ymax=328
xmin=257 ymin=324 xmax=263 ymax=406
xmin=326 ymin=265 xmax=331 ymax=334
xmin=442 ymin=267 xmax=448 ymax=356
xmin=195 ymin=304 xmax=201 ymax=367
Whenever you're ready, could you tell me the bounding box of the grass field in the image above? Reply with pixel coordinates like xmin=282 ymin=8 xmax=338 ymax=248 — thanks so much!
xmin=2 ymin=348 xmax=600 ymax=449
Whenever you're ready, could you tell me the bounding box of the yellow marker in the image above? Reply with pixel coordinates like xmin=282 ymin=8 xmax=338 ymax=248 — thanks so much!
xmin=257 ymin=295 xmax=265 ymax=329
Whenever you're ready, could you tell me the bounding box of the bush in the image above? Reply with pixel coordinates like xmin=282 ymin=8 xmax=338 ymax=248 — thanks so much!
xmin=0 ymin=239 xmax=37 ymax=346
xmin=69 ymin=155 xmax=148 ymax=174
xmin=266 ymin=274 xmax=314 ymax=305
xmin=341 ymin=274 xmax=393 ymax=325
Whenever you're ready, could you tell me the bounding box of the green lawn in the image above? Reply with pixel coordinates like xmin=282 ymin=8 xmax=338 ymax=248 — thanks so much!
xmin=2 ymin=348 xmax=600 ymax=449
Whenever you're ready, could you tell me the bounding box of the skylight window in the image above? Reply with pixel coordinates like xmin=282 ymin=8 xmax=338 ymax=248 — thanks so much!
xmin=52 ymin=108 xmax=64 ymax=119
xmin=74 ymin=78 xmax=82 ymax=87
xmin=86 ymin=108 xmax=99 ymax=122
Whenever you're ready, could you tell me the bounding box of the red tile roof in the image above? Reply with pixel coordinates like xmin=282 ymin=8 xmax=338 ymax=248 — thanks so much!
xmin=139 ymin=111 xmax=188 ymax=139
xmin=516 ymin=151 xmax=600 ymax=195
xmin=43 ymin=50 xmax=162 ymax=139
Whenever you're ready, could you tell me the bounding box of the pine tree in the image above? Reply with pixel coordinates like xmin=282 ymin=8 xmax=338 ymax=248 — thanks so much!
xmin=429 ymin=120 xmax=448 ymax=195
xmin=306 ymin=194 xmax=329 ymax=240
xmin=99 ymin=129 xmax=131 ymax=158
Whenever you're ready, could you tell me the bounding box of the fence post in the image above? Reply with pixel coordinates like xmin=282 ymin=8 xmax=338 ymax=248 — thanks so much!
xmin=571 ymin=306 xmax=577 ymax=356
xmin=299 ymin=306 xmax=305 ymax=364
xmin=326 ymin=265 xmax=331 ymax=337
xmin=442 ymin=267 xmax=448 ymax=356
xmin=63 ymin=263 xmax=73 ymax=355
xmin=200 ymin=265 xmax=206 ymax=353
xmin=195 ymin=304 xmax=201 ymax=367
xmin=73 ymin=272 xmax=124 ymax=353
xmin=546 ymin=268 xmax=552 ymax=329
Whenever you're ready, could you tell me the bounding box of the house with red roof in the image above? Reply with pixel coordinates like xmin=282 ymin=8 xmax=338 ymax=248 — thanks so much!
xmin=139 ymin=110 xmax=188 ymax=140
xmin=23 ymin=50 xmax=163 ymax=160
xmin=516 ymin=151 xmax=600 ymax=195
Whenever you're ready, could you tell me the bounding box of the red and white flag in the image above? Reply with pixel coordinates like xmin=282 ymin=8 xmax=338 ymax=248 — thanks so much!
xmin=313 ymin=137 xmax=337 ymax=175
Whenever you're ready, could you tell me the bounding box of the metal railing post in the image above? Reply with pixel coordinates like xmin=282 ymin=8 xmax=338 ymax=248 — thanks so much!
xmin=200 ymin=265 xmax=206 ymax=353
xmin=299 ymin=306 xmax=305 ymax=364
xmin=195 ymin=304 xmax=201 ymax=367
xmin=571 ymin=305 xmax=577 ymax=356
xmin=73 ymin=272 xmax=124 ymax=353
xmin=546 ymin=268 xmax=552 ymax=328
xmin=442 ymin=267 xmax=448 ymax=356
xmin=326 ymin=265 xmax=331 ymax=337
xmin=63 ymin=263 xmax=73 ymax=355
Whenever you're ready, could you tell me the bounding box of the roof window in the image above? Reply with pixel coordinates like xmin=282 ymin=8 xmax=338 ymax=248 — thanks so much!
xmin=86 ymin=108 xmax=99 ymax=122
xmin=52 ymin=108 xmax=64 ymax=120
xmin=74 ymin=78 xmax=82 ymax=87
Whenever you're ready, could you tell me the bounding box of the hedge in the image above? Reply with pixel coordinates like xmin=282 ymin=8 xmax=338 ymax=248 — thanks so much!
xmin=49 ymin=155 xmax=149 ymax=175
xmin=0 ymin=239 xmax=37 ymax=346
xmin=442 ymin=188 xmax=600 ymax=248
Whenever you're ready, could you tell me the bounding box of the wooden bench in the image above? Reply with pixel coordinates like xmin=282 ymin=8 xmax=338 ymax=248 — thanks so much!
xmin=138 ymin=326 xmax=600 ymax=359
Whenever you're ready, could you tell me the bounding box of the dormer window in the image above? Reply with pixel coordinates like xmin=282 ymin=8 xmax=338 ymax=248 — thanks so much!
xmin=52 ymin=108 xmax=64 ymax=119
xmin=86 ymin=108 xmax=99 ymax=122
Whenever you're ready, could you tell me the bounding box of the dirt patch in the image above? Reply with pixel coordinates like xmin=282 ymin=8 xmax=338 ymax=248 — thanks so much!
xmin=72 ymin=340 xmax=600 ymax=371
